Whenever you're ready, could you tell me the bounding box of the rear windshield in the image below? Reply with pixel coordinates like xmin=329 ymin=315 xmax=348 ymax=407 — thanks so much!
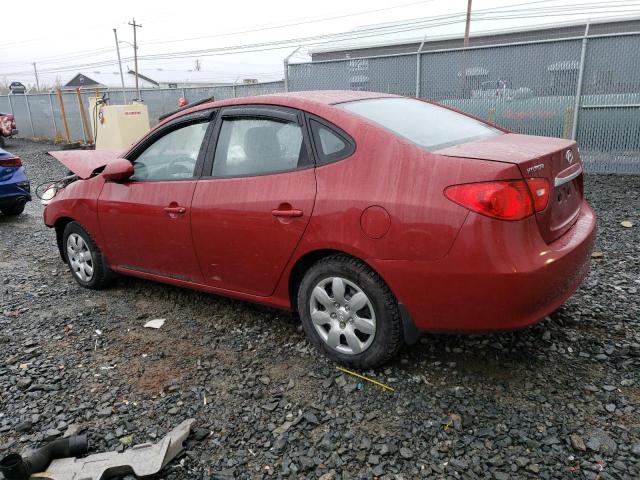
xmin=338 ymin=97 xmax=501 ymax=150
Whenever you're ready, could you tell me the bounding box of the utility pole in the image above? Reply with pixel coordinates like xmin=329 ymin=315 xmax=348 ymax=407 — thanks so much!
xmin=464 ymin=0 xmax=472 ymax=48
xmin=128 ymin=18 xmax=142 ymax=101
xmin=33 ymin=63 xmax=40 ymax=91
xmin=113 ymin=28 xmax=128 ymax=103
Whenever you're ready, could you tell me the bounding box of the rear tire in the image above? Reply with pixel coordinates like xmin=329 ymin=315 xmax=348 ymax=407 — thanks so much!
xmin=297 ymin=254 xmax=403 ymax=369
xmin=62 ymin=221 xmax=114 ymax=289
xmin=1 ymin=201 xmax=25 ymax=216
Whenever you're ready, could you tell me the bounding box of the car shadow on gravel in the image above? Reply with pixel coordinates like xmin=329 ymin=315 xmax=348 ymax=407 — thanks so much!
xmin=112 ymin=270 xmax=560 ymax=379
xmin=0 ymin=212 xmax=31 ymax=224
xmin=112 ymin=274 xmax=299 ymax=326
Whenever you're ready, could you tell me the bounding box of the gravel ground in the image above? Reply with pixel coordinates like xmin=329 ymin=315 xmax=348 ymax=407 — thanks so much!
xmin=1 ymin=138 xmax=639 ymax=480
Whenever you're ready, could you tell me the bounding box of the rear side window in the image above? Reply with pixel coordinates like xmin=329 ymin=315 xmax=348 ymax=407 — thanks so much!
xmin=309 ymin=119 xmax=355 ymax=164
xmin=338 ymin=97 xmax=501 ymax=151
xmin=213 ymin=118 xmax=307 ymax=177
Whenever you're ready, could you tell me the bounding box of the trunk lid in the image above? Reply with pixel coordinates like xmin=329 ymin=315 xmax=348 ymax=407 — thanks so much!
xmin=48 ymin=150 xmax=122 ymax=179
xmin=436 ymin=133 xmax=584 ymax=243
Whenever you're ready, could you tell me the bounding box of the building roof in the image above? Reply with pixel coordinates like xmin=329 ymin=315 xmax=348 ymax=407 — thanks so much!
xmin=62 ymin=69 xmax=231 ymax=89
xmin=63 ymin=73 xmax=107 ymax=89
xmin=309 ymin=14 xmax=640 ymax=58
xmin=62 ymin=71 xmax=148 ymax=89
xmin=128 ymin=68 xmax=231 ymax=86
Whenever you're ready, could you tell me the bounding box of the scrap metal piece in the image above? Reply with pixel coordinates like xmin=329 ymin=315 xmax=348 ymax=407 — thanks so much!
xmin=31 ymin=419 xmax=194 ymax=480
xmin=335 ymin=366 xmax=395 ymax=393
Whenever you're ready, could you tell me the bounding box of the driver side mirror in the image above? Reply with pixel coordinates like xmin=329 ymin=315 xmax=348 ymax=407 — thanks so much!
xmin=102 ymin=158 xmax=134 ymax=182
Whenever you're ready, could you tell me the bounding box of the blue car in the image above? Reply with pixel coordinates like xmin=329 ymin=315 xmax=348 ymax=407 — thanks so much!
xmin=0 ymin=148 xmax=30 ymax=216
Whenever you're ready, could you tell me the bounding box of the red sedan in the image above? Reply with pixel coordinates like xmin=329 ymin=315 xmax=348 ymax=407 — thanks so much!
xmin=43 ymin=91 xmax=596 ymax=368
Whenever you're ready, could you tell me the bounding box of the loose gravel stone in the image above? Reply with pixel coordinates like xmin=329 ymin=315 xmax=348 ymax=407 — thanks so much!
xmin=399 ymin=447 xmax=413 ymax=459
xmin=570 ymin=433 xmax=587 ymax=451
xmin=0 ymin=139 xmax=639 ymax=479
xmin=43 ymin=429 xmax=61 ymax=441
xmin=14 ymin=421 xmax=32 ymax=433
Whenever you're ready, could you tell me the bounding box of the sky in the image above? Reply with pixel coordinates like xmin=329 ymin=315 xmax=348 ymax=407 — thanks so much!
xmin=1 ymin=0 xmax=638 ymax=88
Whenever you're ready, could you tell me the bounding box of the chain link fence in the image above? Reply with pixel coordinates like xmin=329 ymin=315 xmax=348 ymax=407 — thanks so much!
xmin=2 ymin=31 xmax=639 ymax=174
xmin=288 ymin=31 xmax=640 ymax=174
xmin=0 ymin=81 xmax=284 ymax=144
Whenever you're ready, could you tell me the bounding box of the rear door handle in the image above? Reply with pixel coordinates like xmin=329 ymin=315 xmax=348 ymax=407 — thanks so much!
xmin=272 ymin=208 xmax=303 ymax=218
xmin=164 ymin=206 xmax=187 ymax=214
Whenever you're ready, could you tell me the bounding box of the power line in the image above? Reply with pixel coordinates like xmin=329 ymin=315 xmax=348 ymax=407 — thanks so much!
xmin=131 ymin=5 xmax=640 ymax=61
xmin=0 ymin=0 xmax=439 ymax=63
xmin=0 ymin=0 xmax=625 ymax=67
xmin=141 ymin=0 xmax=441 ymax=47
xmin=2 ymin=1 xmax=638 ymax=77
xmin=0 ymin=10 xmax=621 ymax=77
xmin=0 ymin=0 xmax=636 ymax=71
xmin=1 ymin=16 xmax=486 ymax=75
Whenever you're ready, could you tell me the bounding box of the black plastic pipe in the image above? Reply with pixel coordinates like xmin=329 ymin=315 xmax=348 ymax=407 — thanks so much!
xmin=0 ymin=435 xmax=88 ymax=480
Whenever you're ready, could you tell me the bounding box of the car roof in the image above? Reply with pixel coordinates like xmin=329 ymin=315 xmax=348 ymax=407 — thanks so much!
xmin=159 ymin=90 xmax=399 ymax=126
xmin=254 ymin=90 xmax=398 ymax=105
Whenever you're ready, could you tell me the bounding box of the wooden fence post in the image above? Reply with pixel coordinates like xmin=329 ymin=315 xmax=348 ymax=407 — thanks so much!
xmin=56 ymin=89 xmax=71 ymax=143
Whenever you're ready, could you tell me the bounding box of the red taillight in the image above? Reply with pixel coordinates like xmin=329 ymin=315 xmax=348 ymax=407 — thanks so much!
xmin=525 ymin=177 xmax=550 ymax=212
xmin=0 ymin=156 xmax=22 ymax=167
xmin=445 ymin=180 xmax=534 ymax=221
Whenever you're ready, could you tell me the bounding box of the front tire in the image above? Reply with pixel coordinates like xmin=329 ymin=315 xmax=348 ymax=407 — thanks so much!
xmin=62 ymin=221 xmax=114 ymax=289
xmin=297 ymin=255 xmax=403 ymax=369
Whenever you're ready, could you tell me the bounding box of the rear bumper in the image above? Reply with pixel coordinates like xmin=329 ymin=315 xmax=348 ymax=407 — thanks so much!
xmin=0 ymin=168 xmax=31 ymax=206
xmin=371 ymin=200 xmax=596 ymax=333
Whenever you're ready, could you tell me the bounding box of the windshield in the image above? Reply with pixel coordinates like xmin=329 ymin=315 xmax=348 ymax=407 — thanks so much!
xmin=338 ymin=97 xmax=501 ymax=151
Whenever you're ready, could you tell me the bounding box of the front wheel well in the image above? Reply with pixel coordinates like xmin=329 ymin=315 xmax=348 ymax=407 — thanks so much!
xmin=54 ymin=217 xmax=75 ymax=261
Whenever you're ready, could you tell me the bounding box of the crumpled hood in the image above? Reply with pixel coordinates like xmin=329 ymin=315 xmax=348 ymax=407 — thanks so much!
xmin=48 ymin=150 xmax=122 ymax=179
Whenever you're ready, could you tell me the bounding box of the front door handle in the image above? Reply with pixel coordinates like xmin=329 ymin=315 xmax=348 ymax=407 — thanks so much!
xmin=164 ymin=206 xmax=187 ymax=214
xmin=272 ymin=208 xmax=303 ymax=218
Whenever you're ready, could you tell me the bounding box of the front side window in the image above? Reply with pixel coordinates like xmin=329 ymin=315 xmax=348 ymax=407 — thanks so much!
xmin=213 ymin=118 xmax=305 ymax=177
xmin=338 ymin=97 xmax=501 ymax=151
xmin=131 ymin=122 xmax=209 ymax=181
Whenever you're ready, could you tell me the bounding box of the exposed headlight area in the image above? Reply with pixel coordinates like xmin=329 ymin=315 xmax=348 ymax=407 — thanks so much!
xmin=40 ymin=184 xmax=58 ymax=205
xmin=36 ymin=174 xmax=78 ymax=206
